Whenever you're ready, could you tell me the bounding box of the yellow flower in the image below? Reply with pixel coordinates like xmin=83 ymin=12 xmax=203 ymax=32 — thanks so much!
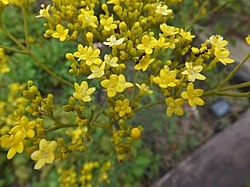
xmin=83 ymin=46 xmax=102 ymax=66
xmin=100 ymin=16 xmax=117 ymax=31
xmin=101 ymin=75 xmax=119 ymax=97
xmin=52 ymin=24 xmax=69 ymax=41
xmin=36 ymin=4 xmax=50 ymax=19
xmin=117 ymin=74 xmax=134 ymax=91
xmin=182 ymin=62 xmax=206 ymax=82
xmin=103 ymin=35 xmax=125 ymax=47
xmin=31 ymin=139 xmax=57 ymax=169
xmin=165 ymin=97 xmax=184 ymax=116
xmin=104 ymin=54 xmax=119 ymax=67
xmin=74 ymin=45 xmax=102 ymax=66
xmin=73 ymin=81 xmax=96 ymax=102
xmin=101 ymin=74 xmax=133 ymax=97
xmin=165 ymin=36 xmax=179 ymax=49
xmin=87 ymin=62 xmax=105 ymax=79
xmin=73 ymin=44 xmax=86 ymax=61
xmin=153 ymin=65 xmax=177 ymax=88
xmin=10 ymin=116 xmax=35 ymax=139
xmin=160 ymin=24 xmax=177 ymax=37
xmin=209 ymin=35 xmax=228 ymax=49
xmin=214 ymin=49 xmax=234 ymax=65
xmin=0 ymin=116 xmax=36 ymax=159
xmin=136 ymin=83 xmax=153 ymax=95
xmin=245 ymin=35 xmax=250 ymax=45
xmin=131 ymin=128 xmax=141 ymax=140
xmin=156 ymin=4 xmax=172 ymax=16
xmin=115 ymin=98 xmax=131 ymax=117
xmin=1 ymin=133 xmax=25 ymax=159
xmin=156 ymin=35 xmax=166 ymax=48
xmin=181 ymin=83 xmax=204 ymax=107
xmin=134 ymin=55 xmax=154 ymax=71
xmin=137 ymin=35 xmax=157 ymax=54
xmin=179 ymin=29 xmax=195 ymax=41
xmin=78 ymin=9 xmax=98 ymax=28
xmin=0 ymin=0 xmax=9 ymax=5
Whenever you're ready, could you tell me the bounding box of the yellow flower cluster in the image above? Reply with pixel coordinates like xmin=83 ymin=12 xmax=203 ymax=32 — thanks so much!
xmin=35 ymin=1 xmax=233 ymax=114
xmin=80 ymin=161 xmax=100 ymax=187
xmin=32 ymin=0 xmax=236 ymax=163
xmin=58 ymin=167 xmax=77 ymax=187
xmin=57 ymin=160 xmax=111 ymax=187
xmin=1 ymin=116 xmax=35 ymax=159
xmin=111 ymin=119 xmax=143 ymax=162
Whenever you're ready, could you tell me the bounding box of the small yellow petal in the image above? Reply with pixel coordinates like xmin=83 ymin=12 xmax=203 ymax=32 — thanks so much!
xmin=188 ymin=99 xmax=195 ymax=107
xmin=39 ymin=139 xmax=48 ymax=150
xmin=166 ymin=108 xmax=174 ymax=117
xmin=181 ymin=91 xmax=188 ymax=99
xmin=48 ymin=141 xmax=57 ymax=151
xmin=193 ymin=97 xmax=204 ymax=106
xmin=107 ymin=89 xmax=116 ymax=97
xmin=101 ymin=80 xmax=110 ymax=88
xmin=34 ymin=159 xmax=46 ymax=170
xmin=7 ymin=147 xmax=17 ymax=159
xmin=16 ymin=142 xmax=24 ymax=153
xmin=31 ymin=151 xmax=42 ymax=160
xmin=175 ymin=108 xmax=184 ymax=116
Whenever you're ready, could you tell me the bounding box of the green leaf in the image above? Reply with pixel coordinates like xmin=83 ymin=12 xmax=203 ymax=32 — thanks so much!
xmin=135 ymin=156 xmax=151 ymax=167
xmin=132 ymin=167 xmax=144 ymax=178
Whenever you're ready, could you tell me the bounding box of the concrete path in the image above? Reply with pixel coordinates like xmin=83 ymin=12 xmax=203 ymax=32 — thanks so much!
xmin=152 ymin=108 xmax=250 ymax=187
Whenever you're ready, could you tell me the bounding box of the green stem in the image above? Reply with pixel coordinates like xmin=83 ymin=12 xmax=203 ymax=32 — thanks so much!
xmin=29 ymin=53 xmax=73 ymax=87
xmin=203 ymin=89 xmax=216 ymax=96
xmin=135 ymin=99 xmax=165 ymax=111
xmin=130 ymin=72 xmax=138 ymax=102
xmin=213 ymin=91 xmax=250 ymax=97
xmin=1 ymin=25 xmax=73 ymax=87
xmin=0 ymin=26 xmax=27 ymax=51
xmin=21 ymin=7 xmax=29 ymax=49
xmin=203 ymin=82 xmax=250 ymax=96
xmin=46 ymin=123 xmax=77 ymax=133
xmin=90 ymin=99 xmax=107 ymax=126
xmin=0 ymin=45 xmax=30 ymax=54
xmin=219 ymin=82 xmax=250 ymax=92
xmin=92 ymin=101 xmax=109 ymax=117
xmin=217 ymin=51 xmax=250 ymax=89
xmin=46 ymin=120 xmax=108 ymax=134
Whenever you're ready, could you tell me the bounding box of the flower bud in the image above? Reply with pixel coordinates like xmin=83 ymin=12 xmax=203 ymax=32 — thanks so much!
xmin=166 ymin=60 xmax=172 ymax=66
xmin=119 ymin=21 xmax=127 ymax=32
xmin=57 ymin=138 xmax=65 ymax=147
xmin=30 ymin=85 xmax=38 ymax=94
xmin=86 ymin=32 xmax=93 ymax=43
xmin=63 ymin=105 xmax=74 ymax=112
xmin=28 ymin=80 xmax=34 ymax=87
xmin=131 ymin=128 xmax=141 ymax=140
xmin=66 ymin=53 xmax=74 ymax=61
xmin=117 ymin=154 xmax=126 ymax=162
xmin=102 ymin=3 xmax=108 ymax=13
xmin=113 ymin=5 xmax=122 ymax=16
